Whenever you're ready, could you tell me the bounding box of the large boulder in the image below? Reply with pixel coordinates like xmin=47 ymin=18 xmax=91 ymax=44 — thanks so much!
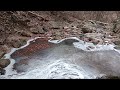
xmin=0 ymin=59 xmax=10 ymax=68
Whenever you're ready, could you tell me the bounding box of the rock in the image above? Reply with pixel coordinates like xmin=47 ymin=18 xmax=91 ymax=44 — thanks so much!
xmin=76 ymin=24 xmax=83 ymax=28
xmin=30 ymin=27 xmax=45 ymax=34
xmin=81 ymin=27 xmax=93 ymax=34
xmin=19 ymin=31 xmax=32 ymax=37
xmin=86 ymin=47 xmax=90 ymax=50
xmin=0 ymin=38 xmax=6 ymax=45
xmin=88 ymin=37 xmax=94 ymax=42
xmin=86 ymin=46 xmax=95 ymax=50
xmin=63 ymin=26 xmax=69 ymax=29
xmin=11 ymin=39 xmax=27 ymax=48
xmin=0 ymin=67 xmax=6 ymax=75
xmin=0 ymin=45 xmax=8 ymax=59
xmin=112 ymin=20 xmax=120 ymax=33
xmin=0 ymin=59 xmax=10 ymax=68
xmin=92 ymin=39 xmax=100 ymax=45
xmin=43 ymin=27 xmax=49 ymax=32
xmin=87 ymin=46 xmax=95 ymax=49
xmin=6 ymin=36 xmax=27 ymax=48
xmin=114 ymin=46 xmax=120 ymax=50
xmin=0 ymin=51 xmax=5 ymax=59
xmin=113 ymin=40 xmax=120 ymax=45
xmin=79 ymin=34 xmax=85 ymax=39
xmin=50 ymin=27 xmax=60 ymax=30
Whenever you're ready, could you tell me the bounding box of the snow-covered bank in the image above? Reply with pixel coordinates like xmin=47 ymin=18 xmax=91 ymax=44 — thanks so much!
xmin=49 ymin=37 xmax=120 ymax=53
xmin=1 ymin=37 xmax=120 ymax=79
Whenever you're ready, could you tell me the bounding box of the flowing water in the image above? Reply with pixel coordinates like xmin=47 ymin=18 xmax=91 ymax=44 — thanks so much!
xmin=1 ymin=37 xmax=120 ymax=79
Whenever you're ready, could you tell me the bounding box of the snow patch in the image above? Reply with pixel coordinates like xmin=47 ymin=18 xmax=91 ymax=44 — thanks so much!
xmin=48 ymin=37 xmax=80 ymax=44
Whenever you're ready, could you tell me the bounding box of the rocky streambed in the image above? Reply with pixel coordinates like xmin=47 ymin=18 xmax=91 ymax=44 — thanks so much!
xmin=0 ymin=37 xmax=120 ymax=79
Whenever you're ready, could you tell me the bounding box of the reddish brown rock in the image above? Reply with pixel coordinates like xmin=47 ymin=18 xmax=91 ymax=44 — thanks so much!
xmin=11 ymin=38 xmax=55 ymax=59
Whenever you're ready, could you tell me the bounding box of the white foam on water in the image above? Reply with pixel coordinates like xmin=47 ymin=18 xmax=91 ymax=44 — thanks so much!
xmin=49 ymin=37 xmax=119 ymax=53
xmin=48 ymin=37 xmax=116 ymax=52
xmin=4 ymin=58 xmax=95 ymax=79
xmin=73 ymin=42 xmax=115 ymax=51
